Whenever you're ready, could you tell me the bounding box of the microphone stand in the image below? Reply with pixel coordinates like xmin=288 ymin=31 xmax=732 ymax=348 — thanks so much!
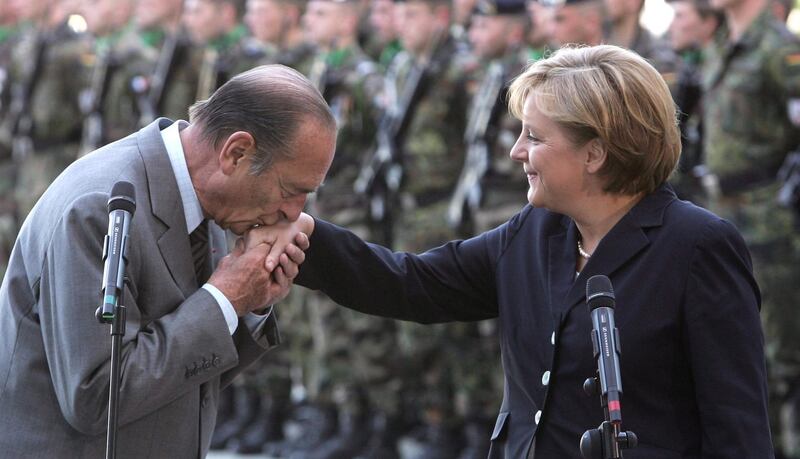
xmin=96 ymin=277 xmax=129 ymax=459
xmin=580 ymin=372 xmax=637 ymax=459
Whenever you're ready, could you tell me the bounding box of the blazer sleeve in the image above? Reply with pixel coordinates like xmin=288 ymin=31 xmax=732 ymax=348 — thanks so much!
xmin=682 ymin=217 xmax=774 ymax=457
xmin=221 ymin=311 xmax=281 ymax=388
xmin=296 ymin=216 xmax=515 ymax=324
xmin=36 ymin=192 xmax=263 ymax=436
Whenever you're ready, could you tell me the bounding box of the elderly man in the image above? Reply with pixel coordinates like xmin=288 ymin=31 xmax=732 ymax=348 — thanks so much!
xmin=0 ymin=65 xmax=336 ymax=459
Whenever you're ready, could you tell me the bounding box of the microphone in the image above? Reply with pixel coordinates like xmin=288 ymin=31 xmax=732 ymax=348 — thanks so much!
xmin=98 ymin=181 xmax=136 ymax=322
xmin=586 ymin=275 xmax=623 ymax=424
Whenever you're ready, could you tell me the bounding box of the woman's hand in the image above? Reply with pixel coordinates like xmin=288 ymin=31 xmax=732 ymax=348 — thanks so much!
xmin=245 ymin=212 xmax=315 ymax=272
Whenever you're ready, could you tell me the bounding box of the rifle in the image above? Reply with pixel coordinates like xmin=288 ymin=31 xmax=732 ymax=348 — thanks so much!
xmin=447 ymin=61 xmax=505 ymax=230
xmin=131 ymin=32 xmax=184 ymax=127
xmin=79 ymin=46 xmax=115 ymax=155
xmin=777 ymin=151 xmax=800 ymax=227
xmin=353 ymin=52 xmax=428 ymax=246
xmin=308 ymin=54 xmax=346 ymax=125
xmin=673 ymin=56 xmax=704 ymax=176
xmin=0 ymin=32 xmax=48 ymax=162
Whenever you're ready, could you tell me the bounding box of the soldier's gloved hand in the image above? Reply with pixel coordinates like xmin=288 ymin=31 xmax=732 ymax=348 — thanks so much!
xmin=245 ymin=212 xmax=314 ymax=272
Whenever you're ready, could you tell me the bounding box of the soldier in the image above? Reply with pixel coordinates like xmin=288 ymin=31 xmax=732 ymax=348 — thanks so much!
xmin=183 ymin=0 xmax=264 ymax=100
xmin=222 ymin=2 xmax=323 ymax=456
xmin=0 ymin=0 xmax=17 ymax=110
xmin=456 ymin=0 xmax=528 ymax=235
xmin=0 ymin=0 xmax=18 ymax=280
xmin=443 ymin=1 xmax=528 ymax=456
xmin=452 ymin=0 xmax=479 ymax=44
xmin=4 ymin=0 xmax=90 ymax=223
xmin=203 ymin=3 xmax=304 ymax=455
xmin=367 ymin=0 xmax=403 ymax=67
xmin=543 ymin=0 xmax=605 ymax=47
xmin=602 ymin=0 xmax=677 ymax=82
xmin=78 ymin=0 xmax=139 ymax=154
xmin=666 ymin=0 xmax=721 ymax=201
xmin=244 ymin=0 xmax=301 ymax=63
xmin=228 ymin=0 xmax=383 ymax=455
xmin=357 ymin=0 xmax=471 ymax=455
xmin=701 ymin=0 xmax=800 ymax=455
xmin=246 ymin=0 xmax=316 ymax=73
xmin=288 ymin=1 xmax=390 ymax=457
xmin=772 ymin=0 xmax=792 ymax=22
xmin=133 ymin=0 xmax=199 ymax=123
xmin=524 ymin=0 xmax=553 ymax=61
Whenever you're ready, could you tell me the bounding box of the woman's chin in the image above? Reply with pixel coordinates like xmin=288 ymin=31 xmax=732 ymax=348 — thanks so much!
xmin=527 ymin=188 xmax=541 ymax=207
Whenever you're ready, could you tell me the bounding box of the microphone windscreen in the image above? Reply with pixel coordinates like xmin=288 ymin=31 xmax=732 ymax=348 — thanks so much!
xmin=586 ymin=274 xmax=615 ymax=310
xmin=108 ymin=181 xmax=136 ymax=214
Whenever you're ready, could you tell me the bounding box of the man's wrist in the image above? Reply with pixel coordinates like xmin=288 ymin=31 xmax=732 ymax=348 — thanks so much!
xmin=202 ymin=283 xmax=239 ymax=334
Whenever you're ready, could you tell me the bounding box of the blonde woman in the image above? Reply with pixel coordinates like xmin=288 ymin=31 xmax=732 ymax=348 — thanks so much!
xmin=250 ymin=45 xmax=772 ymax=457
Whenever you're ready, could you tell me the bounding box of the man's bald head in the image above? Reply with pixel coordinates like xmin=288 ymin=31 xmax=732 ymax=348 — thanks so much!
xmin=189 ymin=65 xmax=337 ymax=174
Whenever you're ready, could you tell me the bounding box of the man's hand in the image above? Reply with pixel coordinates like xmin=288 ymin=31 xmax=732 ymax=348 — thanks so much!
xmin=245 ymin=212 xmax=314 ymax=271
xmin=207 ymin=237 xmax=305 ymax=316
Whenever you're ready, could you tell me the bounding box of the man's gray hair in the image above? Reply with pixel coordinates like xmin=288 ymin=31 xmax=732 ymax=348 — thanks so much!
xmin=189 ymin=64 xmax=336 ymax=175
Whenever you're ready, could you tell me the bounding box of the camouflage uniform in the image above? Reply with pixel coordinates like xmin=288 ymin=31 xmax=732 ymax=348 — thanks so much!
xmin=365 ymin=37 xmax=403 ymax=70
xmin=6 ymin=23 xmax=90 ymax=222
xmin=449 ymin=48 xmax=530 ymax=437
xmin=446 ymin=2 xmax=531 ymax=447
xmin=303 ymin=43 xmax=395 ymax=441
xmin=668 ymin=47 xmax=705 ymax=202
xmin=277 ymin=41 xmax=317 ymax=75
xmin=195 ymin=25 xmax=271 ymax=100
xmin=131 ymin=27 xmax=200 ymax=124
xmin=78 ymin=25 xmax=152 ymax=154
xmin=382 ymin=36 xmax=472 ymax=443
xmin=621 ymin=24 xmax=679 ymax=88
xmin=702 ymin=9 xmax=800 ymax=457
xmin=0 ymin=24 xmax=18 ymax=280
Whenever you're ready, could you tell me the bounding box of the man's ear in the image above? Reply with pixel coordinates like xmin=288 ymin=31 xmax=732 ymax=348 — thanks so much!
xmin=219 ymin=131 xmax=257 ymax=175
xmin=585 ymin=137 xmax=607 ymax=174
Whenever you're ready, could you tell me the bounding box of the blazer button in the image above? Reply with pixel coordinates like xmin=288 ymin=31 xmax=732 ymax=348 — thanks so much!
xmin=535 ymin=410 xmax=542 ymax=425
xmin=541 ymin=370 xmax=550 ymax=386
xmin=551 ymin=331 xmax=555 ymax=345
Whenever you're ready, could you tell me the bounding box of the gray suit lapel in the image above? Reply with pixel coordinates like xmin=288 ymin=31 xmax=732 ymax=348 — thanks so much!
xmin=137 ymin=119 xmax=197 ymax=298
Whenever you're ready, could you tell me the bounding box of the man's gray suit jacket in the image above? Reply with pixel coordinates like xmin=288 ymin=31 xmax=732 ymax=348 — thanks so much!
xmin=0 ymin=119 xmax=279 ymax=458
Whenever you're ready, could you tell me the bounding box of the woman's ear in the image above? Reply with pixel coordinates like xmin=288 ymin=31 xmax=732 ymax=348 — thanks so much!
xmin=585 ymin=138 xmax=607 ymax=174
xmin=218 ymin=131 xmax=256 ymax=175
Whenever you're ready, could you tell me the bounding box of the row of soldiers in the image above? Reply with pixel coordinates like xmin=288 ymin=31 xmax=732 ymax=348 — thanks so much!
xmin=0 ymin=0 xmax=799 ymax=457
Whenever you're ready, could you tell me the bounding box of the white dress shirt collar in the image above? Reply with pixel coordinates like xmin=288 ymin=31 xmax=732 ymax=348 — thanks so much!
xmin=160 ymin=120 xmax=205 ymax=234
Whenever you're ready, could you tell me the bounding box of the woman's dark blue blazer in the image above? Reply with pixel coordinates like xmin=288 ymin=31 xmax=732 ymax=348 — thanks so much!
xmin=296 ymin=184 xmax=773 ymax=458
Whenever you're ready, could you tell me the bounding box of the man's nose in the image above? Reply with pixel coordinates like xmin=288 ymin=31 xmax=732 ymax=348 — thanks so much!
xmin=281 ymin=194 xmax=307 ymax=222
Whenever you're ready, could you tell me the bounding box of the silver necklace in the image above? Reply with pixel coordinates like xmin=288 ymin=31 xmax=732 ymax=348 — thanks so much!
xmin=577 ymin=238 xmax=592 ymax=259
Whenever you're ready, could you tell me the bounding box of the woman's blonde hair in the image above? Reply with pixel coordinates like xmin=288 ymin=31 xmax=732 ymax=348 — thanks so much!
xmin=507 ymin=45 xmax=681 ymax=195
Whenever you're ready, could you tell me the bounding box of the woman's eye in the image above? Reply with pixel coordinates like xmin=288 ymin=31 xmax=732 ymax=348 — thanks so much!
xmin=527 ymin=131 xmax=539 ymax=142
